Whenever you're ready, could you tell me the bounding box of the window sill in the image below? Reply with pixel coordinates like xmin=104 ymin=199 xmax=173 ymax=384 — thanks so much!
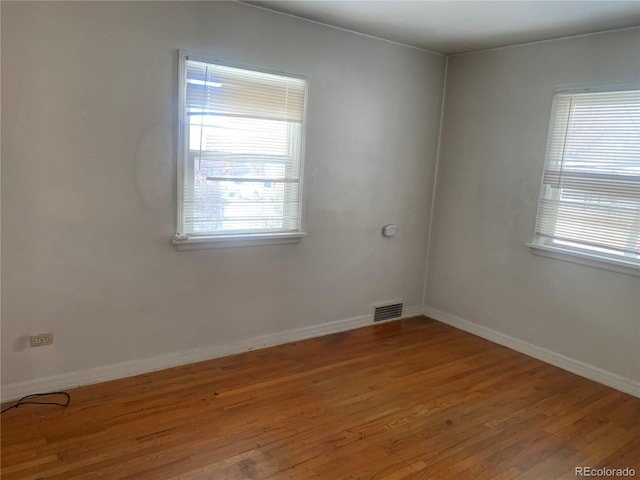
xmin=173 ymin=232 xmax=307 ymax=251
xmin=526 ymin=242 xmax=640 ymax=277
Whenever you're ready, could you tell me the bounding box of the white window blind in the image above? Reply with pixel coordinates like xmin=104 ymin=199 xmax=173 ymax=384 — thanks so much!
xmin=176 ymin=54 xmax=307 ymax=243
xmin=531 ymin=88 xmax=640 ymax=267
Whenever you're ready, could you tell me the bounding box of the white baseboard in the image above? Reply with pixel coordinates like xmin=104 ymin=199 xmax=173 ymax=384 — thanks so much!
xmin=422 ymin=305 xmax=640 ymax=398
xmin=1 ymin=305 xmax=424 ymax=403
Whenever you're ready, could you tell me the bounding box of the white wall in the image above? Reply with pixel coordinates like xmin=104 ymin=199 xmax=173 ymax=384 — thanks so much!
xmin=426 ymin=28 xmax=640 ymax=383
xmin=1 ymin=2 xmax=445 ymax=389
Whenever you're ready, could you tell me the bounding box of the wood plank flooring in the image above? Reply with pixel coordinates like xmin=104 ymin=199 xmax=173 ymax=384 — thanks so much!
xmin=2 ymin=317 xmax=639 ymax=479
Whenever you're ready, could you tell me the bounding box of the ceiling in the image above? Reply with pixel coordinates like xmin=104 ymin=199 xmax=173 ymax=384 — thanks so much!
xmin=245 ymin=1 xmax=640 ymax=54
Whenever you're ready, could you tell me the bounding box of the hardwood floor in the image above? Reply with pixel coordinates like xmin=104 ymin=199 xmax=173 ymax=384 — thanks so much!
xmin=2 ymin=317 xmax=639 ymax=479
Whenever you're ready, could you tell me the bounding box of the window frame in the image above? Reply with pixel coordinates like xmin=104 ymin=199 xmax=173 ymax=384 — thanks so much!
xmin=527 ymin=85 xmax=640 ymax=277
xmin=173 ymin=51 xmax=309 ymax=250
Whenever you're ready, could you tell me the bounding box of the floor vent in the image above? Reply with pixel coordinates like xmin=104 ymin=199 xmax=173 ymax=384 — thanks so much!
xmin=373 ymin=301 xmax=404 ymax=322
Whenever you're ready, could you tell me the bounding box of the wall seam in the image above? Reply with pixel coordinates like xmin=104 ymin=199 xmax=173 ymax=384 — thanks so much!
xmin=421 ymin=55 xmax=449 ymax=306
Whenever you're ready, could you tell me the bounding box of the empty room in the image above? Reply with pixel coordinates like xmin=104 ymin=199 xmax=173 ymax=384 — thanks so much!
xmin=1 ymin=1 xmax=639 ymax=479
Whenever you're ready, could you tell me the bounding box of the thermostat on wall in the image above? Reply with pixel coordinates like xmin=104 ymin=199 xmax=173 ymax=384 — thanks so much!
xmin=382 ymin=224 xmax=399 ymax=237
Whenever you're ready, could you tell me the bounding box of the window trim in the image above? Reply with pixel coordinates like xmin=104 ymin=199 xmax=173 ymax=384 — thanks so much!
xmin=528 ymin=84 xmax=640 ymax=274
xmin=173 ymin=231 xmax=308 ymax=251
xmin=174 ymin=51 xmax=309 ymax=249
xmin=526 ymin=242 xmax=640 ymax=277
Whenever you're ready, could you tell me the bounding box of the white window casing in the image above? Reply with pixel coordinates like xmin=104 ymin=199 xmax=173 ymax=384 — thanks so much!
xmin=528 ymin=87 xmax=640 ymax=276
xmin=174 ymin=52 xmax=308 ymax=249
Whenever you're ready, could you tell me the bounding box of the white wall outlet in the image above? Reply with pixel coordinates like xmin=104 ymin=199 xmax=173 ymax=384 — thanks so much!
xmin=30 ymin=333 xmax=54 ymax=347
xmin=382 ymin=224 xmax=399 ymax=237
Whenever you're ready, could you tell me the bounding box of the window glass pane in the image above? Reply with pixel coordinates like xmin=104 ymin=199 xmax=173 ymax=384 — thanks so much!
xmin=534 ymin=89 xmax=640 ymax=264
xmin=179 ymin=56 xmax=307 ymax=238
xmin=188 ymin=115 xmax=290 ymax=156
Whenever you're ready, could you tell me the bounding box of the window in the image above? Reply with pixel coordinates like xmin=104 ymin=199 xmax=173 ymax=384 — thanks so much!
xmin=529 ymin=87 xmax=640 ymax=273
xmin=174 ymin=53 xmax=308 ymax=248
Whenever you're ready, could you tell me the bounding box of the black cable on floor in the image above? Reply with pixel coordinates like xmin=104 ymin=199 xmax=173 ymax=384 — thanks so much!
xmin=1 ymin=391 xmax=71 ymax=414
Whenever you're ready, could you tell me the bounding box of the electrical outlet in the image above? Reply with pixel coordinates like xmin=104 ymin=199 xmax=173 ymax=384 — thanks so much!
xmin=30 ymin=333 xmax=54 ymax=347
